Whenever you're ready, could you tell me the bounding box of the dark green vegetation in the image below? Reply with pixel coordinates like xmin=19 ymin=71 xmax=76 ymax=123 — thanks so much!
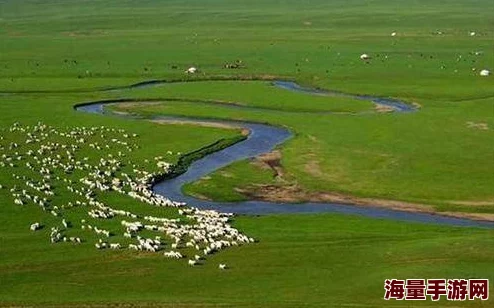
xmin=164 ymin=133 xmax=247 ymax=180
xmin=0 ymin=0 xmax=493 ymax=306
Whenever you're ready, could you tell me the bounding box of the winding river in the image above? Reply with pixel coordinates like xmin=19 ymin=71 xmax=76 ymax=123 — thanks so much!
xmin=75 ymin=80 xmax=493 ymax=228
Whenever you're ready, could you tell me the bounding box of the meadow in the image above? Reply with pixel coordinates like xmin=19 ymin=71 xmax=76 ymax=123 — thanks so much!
xmin=0 ymin=0 xmax=493 ymax=306
xmin=112 ymin=81 xmax=494 ymax=214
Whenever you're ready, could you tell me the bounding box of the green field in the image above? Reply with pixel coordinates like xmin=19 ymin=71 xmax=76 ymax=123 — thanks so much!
xmin=0 ymin=0 xmax=493 ymax=306
xmin=113 ymin=81 xmax=494 ymax=213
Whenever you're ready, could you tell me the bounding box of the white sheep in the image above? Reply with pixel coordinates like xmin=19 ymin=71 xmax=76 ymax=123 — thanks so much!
xmin=185 ymin=67 xmax=198 ymax=74
xmin=360 ymin=53 xmax=370 ymax=60
xmin=0 ymin=122 xmax=258 ymax=268
xmin=480 ymin=69 xmax=490 ymax=77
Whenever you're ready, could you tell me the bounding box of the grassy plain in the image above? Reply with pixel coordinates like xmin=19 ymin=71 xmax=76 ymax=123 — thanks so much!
xmin=0 ymin=0 xmax=493 ymax=306
xmin=114 ymin=83 xmax=494 ymax=213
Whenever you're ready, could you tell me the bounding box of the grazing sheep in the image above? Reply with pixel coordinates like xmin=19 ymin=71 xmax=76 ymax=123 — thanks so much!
xmin=360 ymin=53 xmax=371 ymax=60
xmin=1 ymin=122 xmax=256 ymax=268
xmin=480 ymin=69 xmax=490 ymax=76
xmin=185 ymin=67 xmax=197 ymax=74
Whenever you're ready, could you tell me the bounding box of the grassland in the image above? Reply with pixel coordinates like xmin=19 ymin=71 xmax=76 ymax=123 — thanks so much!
xmin=112 ymin=82 xmax=494 ymax=215
xmin=2 ymin=213 xmax=493 ymax=307
xmin=0 ymin=0 xmax=493 ymax=306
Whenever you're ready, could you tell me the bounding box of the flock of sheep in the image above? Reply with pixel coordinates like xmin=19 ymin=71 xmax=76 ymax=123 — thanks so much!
xmin=1 ymin=122 xmax=254 ymax=269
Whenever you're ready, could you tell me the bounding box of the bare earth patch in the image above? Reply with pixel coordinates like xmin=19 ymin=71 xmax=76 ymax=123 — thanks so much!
xmin=307 ymin=135 xmax=319 ymax=142
xmin=448 ymin=200 xmax=494 ymax=206
xmin=440 ymin=212 xmax=494 ymax=221
xmin=374 ymin=104 xmax=395 ymax=113
xmin=303 ymin=154 xmax=324 ymax=178
xmin=251 ymin=150 xmax=284 ymax=178
xmin=117 ymin=101 xmax=162 ymax=109
xmin=63 ymin=30 xmax=109 ymax=37
xmin=110 ymin=110 xmax=130 ymax=116
xmin=236 ymin=184 xmax=494 ymax=222
xmin=186 ymin=191 xmax=212 ymax=201
xmin=151 ymin=118 xmax=244 ymax=131
xmin=237 ymin=184 xmax=431 ymax=211
xmin=466 ymin=121 xmax=489 ymax=130
xmin=219 ymin=171 xmax=234 ymax=178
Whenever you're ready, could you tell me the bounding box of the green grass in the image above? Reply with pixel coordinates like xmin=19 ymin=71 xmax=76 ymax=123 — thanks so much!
xmin=116 ymin=87 xmax=494 ymax=209
xmin=0 ymin=0 xmax=493 ymax=306
xmin=1 ymin=213 xmax=493 ymax=307
xmin=183 ymin=160 xmax=277 ymax=202
xmin=114 ymin=80 xmax=375 ymax=113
